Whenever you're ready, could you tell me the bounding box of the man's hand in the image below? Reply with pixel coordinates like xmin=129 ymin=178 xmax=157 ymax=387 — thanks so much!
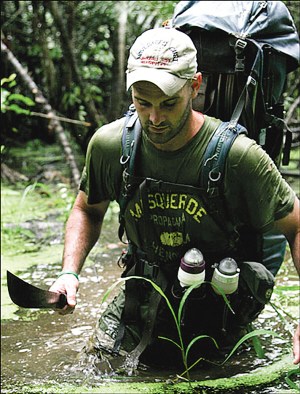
xmin=49 ymin=274 xmax=79 ymax=315
xmin=293 ymin=323 xmax=300 ymax=364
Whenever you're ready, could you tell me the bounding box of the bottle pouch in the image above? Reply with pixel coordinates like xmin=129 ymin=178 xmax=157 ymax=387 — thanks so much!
xmin=239 ymin=261 xmax=275 ymax=304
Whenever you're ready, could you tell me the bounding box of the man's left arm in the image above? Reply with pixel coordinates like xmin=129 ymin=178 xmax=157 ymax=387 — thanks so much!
xmin=274 ymin=196 xmax=300 ymax=364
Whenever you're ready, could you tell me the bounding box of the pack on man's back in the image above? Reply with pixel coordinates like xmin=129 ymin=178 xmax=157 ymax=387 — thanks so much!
xmin=172 ymin=1 xmax=300 ymax=166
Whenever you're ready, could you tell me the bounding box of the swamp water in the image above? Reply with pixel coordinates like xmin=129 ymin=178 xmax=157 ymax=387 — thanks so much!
xmin=1 ymin=186 xmax=299 ymax=393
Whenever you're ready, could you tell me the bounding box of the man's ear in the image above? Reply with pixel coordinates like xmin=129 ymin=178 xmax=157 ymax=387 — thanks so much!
xmin=191 ymin=72 xmax=202 ymax=99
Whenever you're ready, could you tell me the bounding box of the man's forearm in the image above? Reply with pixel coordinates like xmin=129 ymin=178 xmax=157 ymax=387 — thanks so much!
xmin=62 ymin=204 xmax=103 ymax=274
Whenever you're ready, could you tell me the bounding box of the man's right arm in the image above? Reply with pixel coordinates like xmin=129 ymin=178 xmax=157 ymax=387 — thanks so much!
xmin=50 ymin=190 xmax=110 ymax=315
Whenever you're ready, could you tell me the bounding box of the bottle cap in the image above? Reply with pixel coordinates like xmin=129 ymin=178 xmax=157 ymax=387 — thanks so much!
xmin=218 ymin=258 xmax=238 ymax=276
xmin=180 ymin=248 xmax=205 ymax=274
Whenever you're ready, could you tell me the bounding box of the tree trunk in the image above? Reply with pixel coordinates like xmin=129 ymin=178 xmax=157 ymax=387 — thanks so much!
xmin=1 ymin=40 xmax=81 ymax=189
xmin=47 ymin=1 xmax=103 ymax=129
xmin=32 ymin=1 xmax=58 ymax=106
xmin=109 ymin=1 xmax=129 ymax=121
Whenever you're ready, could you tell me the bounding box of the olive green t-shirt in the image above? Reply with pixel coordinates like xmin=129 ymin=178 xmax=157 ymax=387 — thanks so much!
xmin=80 ymin=115 xmax=295 ymax=264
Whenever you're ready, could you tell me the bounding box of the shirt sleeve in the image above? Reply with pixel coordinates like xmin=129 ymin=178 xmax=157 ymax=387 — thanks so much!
xmin=225 ymin=135 xmax=295 ymax=231
xmin=79 ymin=118 xmax=124 ymax=204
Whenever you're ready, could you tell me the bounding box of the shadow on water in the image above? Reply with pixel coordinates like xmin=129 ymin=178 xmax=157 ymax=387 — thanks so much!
xmin=1 ymin=213 xmax=299 ymax=393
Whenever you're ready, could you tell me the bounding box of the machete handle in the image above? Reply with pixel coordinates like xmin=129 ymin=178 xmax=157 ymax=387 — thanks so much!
xmin=56 ymin=293 xmax=68 ymax=309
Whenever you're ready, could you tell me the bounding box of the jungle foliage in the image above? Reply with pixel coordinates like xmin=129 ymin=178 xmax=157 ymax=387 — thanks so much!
xmin=1 ymin=1 xmax=177 ymax=148
xmin=1 ymin=1 xmax=299 ymax=186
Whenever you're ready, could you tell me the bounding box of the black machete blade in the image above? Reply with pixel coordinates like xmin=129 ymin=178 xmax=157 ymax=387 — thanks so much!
xmin=7 ymin=270 xmax=67 ymax=309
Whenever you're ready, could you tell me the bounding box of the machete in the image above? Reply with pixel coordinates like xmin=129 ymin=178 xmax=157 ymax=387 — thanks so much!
xmin=7 ymin=270 xmax=67 ymax=309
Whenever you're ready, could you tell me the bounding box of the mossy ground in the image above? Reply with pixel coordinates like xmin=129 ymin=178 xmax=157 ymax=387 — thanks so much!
xmin=1 ymin=354 xmax=298 ymax=393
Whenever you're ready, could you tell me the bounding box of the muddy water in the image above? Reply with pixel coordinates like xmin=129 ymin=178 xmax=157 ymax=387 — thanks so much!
xmin=1 ymin=214 xmax=124 ymax=389
xmin=1 ymin=214 xmax=298 ymax=393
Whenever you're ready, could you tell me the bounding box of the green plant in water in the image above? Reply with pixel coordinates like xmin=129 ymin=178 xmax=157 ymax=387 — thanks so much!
xmin=157 ymin=281 xmax=220 ymax=380
xmin=285 ymin=368 xmax=300 ymax=391
xmin=101 ymin=276 xmax=282 ymax=382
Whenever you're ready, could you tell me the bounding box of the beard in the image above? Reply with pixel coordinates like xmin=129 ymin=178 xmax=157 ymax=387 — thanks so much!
xmin=142 ymin=99 xmax=192 ymax=146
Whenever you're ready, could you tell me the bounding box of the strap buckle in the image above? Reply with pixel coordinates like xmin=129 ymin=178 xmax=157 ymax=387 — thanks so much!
xmin=235 ymin=39 xmax=247 ymax=52
xmin=235 ymin=39 xmax=247 ymax=72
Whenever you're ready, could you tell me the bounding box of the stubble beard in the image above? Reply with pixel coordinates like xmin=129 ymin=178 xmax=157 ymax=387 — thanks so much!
xmin=143 ymin=99 xmax=192 ymax=146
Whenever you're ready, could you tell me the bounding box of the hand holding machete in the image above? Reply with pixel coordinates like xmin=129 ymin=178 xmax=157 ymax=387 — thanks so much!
xmin=49 ymin=272 xmax=79 ymax=315
xmin=6 ymin=271 xmax=77 ymax=312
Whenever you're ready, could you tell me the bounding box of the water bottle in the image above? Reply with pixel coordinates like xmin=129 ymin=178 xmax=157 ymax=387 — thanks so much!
xmin=211 ymin=257 xmax=240 ymax=295
xmin=177 ymin=248 xmax=206 ymax=288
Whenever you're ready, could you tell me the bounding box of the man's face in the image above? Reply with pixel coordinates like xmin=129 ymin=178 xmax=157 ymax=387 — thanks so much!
xmin=131 ymin=81 xmax=193 ymax=149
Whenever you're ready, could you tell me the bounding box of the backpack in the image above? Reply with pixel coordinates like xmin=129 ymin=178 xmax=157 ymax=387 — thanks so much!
xmin=171 ymin=0 xmax=300 ymax=167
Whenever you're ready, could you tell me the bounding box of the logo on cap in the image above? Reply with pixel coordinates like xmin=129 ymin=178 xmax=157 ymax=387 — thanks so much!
xmin=137 ymin=40 xmax=179 ymax=67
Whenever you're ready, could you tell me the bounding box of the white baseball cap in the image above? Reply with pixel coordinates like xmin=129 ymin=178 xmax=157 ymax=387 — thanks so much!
xmin=126 ymin=28 xmax=198 ymax=96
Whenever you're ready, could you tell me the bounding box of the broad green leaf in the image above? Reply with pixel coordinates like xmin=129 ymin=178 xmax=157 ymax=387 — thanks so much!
xmin=1 ymin=74 xmax=17 ymax=86
xmin=158 ymin=336 xmax=181 ymax=350
xmin=8 ymin=93 xmax=35 ymax=106
xmin=178 ymin=283 xmax=199 ymax=323
xmin=221 ymin=329 xmax=281 ymax=364
xmin=285 ymin=368 xmax=300 ymax=390
xmin=7 ymin=104 xmax=31 ymax=115
xmin=208 ymin=281 xmax=235 ymax=314
xmin=251 ymin=333 xmax=265 ymax=358
xmin=185 ymin=334 xmax=219 ymax=360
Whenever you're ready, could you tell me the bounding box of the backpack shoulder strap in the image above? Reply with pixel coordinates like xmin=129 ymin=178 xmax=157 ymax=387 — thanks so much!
xmin=118 ymin=104 xmax=142 ymax=242
xmin=118 ymin=112 xmax=247 ymax=242
xmin=120 ymin=105 xmax=140 ymax=170
xmin=200 ymin=121 xmax=247 ymax=235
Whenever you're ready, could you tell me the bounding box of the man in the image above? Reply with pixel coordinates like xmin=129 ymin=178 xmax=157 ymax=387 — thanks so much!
xmin=50 ymin=28 xmax=300 ymax=370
